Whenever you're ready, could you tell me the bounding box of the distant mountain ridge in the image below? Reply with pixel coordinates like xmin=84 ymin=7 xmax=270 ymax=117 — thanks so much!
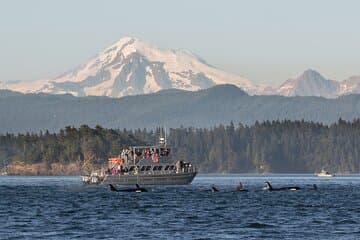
xmin=0 ymin=37 xmax=359 ymax=98
xmin=0 ymin=84 xmax=359 ymax=133
xmin=276 ymin=69 xmax=360 ymax=98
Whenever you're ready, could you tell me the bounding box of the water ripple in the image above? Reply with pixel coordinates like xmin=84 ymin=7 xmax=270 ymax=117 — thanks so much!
xmin=1 ymin=175 xmax=360 ymax=239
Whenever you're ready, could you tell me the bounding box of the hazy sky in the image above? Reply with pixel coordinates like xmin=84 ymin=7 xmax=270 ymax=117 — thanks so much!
xmin=1 ymin=0 xmax=359 ymax=86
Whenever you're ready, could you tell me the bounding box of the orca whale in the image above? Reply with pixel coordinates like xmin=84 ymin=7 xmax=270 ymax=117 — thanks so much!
xmin=235 ymin=182 xmax=248 ymax=192
xmin=208 ymin=183 xmax=249 ymax=193
xmin=109 ymin=184 xmax=148 ymax=193
xmin=263 ymin=181 xmax=301 ymax=191
xmin=211 ymin=185 xmax=220 ymax=192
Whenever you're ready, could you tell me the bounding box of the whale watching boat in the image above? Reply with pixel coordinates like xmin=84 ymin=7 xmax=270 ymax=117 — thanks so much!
xmin=316 ymin=169 xmax=334 ymax=177
xmin=81 ymin=136 xmax=197 ymax=185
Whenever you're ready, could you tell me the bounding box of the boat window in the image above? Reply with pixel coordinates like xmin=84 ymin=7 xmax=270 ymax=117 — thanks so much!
xmin=140 ymin=166 xmax=146 ymax=171
xmin=129 ymin=166 xmax=134 ymax=171
xmin=152 ymin=166 xmax=158 ymax=171
xmin=146 ymin=166 xmax=151 ymax=171
xmin=158 ymin=166 xmax=163 ymax=171
xmin=165 ymin=165 xmax=170 ymax=170
xmin=170 ymin=165 xmax=175 ymax=170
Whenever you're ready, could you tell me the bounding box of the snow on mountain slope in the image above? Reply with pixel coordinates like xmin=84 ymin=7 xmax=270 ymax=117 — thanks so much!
xmin=0 ymin=79 xmax=52 ymax=94
xmin=1 ymin=37 xmax=261 ymax=97
xmin=340 ymin=76 xmax=360 ymax=95
xmin=1 ymin=37 xmax=359 ymax=99
xmin=276 ymin=69 xmax=340 ymax=98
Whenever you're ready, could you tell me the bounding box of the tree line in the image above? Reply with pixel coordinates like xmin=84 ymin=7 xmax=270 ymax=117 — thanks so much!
xmin=1 ymin=119 xmax=359 ymax=174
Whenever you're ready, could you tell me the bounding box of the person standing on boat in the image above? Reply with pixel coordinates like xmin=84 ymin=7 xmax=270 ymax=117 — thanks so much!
xmin=134 ymin=166 xmax=138 ymax=175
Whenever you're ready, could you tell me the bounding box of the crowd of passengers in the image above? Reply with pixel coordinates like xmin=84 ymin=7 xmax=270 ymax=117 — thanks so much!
xmin=120 ymin=147 xmax=170 ymax=162
xmin=106 ymin=161 xmax=192 ymax=175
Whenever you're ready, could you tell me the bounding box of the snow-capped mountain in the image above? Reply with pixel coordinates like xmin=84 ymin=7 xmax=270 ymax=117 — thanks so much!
xmin=1 ymin=37 xmax=359 ymax=99
xmin=276 ymin=69 xmax=360 ymax=98
xmin=276 ymin=69 xmax=339 ymax=98
xmin=0 ymin=37 xmax=261 ymax=97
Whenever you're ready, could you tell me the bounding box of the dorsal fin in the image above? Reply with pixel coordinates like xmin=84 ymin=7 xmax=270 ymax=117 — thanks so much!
xmin=265 ymin=181 xmax=273 ymax=190
xmin=109 ymin=184 xmax=119 ymax=192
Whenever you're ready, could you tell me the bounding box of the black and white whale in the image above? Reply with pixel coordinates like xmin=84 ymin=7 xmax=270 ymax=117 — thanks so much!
xmin=209 ymin=183 xmax=248 ymax=192
xmin=263 ymin=181 xmax=301 ymax=191
xmin=211 ymin=185 xmax=220 ymax=192
xmin=109 ymin=184 xmax=148 ymax=192
xmin=235 ymin=182 xmax=248 ymax=192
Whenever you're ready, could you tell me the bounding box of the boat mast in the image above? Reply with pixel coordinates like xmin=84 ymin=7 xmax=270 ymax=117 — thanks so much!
xmin=159 ymin=126 xmax=167 ymax=147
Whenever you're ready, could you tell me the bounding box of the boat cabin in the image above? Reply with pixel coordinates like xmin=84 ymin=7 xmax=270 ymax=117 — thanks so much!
xmin=105 ymin=145 xmax=195 ymax=176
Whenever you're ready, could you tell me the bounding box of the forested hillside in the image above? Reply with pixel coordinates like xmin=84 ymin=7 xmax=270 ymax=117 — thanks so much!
xmin=1 ymin=85 xmax=360 ymax=133
xmin=1 ymin=119 xmax=359 ymax=174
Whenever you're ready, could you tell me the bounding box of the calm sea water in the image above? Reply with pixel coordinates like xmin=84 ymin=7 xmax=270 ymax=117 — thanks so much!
xmin=1 ymin=174 xmax=360 ymax=239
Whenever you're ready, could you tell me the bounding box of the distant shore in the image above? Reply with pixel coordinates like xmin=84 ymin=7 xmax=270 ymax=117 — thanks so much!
xmin=4 ymin=162 xmax=82 ymax=176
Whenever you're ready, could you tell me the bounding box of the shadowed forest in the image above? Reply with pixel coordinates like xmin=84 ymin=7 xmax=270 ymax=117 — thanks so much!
xmin=1 ymin=119 xmax=359 ymax=175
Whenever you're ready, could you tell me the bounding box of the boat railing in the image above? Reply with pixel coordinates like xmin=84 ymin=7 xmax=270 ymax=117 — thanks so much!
xmin=90 ymin=169 xmax=106 ymax=177
xmin=105 ymin=164 xmax=196 ymax=176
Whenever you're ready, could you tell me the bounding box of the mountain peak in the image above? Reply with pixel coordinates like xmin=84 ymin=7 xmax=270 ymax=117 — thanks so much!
xmin=115 ymin=36 xmax=139 ymax=43
xmin=2 ymin=36 xmax=358 ymax=99
xmin=299 ymin=69 xmax=325 ymax=81
xmin=106 ymin=36 xmax=157 ymax=55
xmin=303 ymin=68 xmax=318 ymax=74
xmin=104 ymin=37 xmax=203 ymax=65
xmin=0 ymin=37 xmax=257 ymax=98
xmin=277 ymin=69 xmax=339 ymax=98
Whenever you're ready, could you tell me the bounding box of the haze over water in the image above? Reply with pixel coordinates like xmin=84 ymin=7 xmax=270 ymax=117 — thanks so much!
xmin=1 ymin=175 xmax=360 ymax=239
